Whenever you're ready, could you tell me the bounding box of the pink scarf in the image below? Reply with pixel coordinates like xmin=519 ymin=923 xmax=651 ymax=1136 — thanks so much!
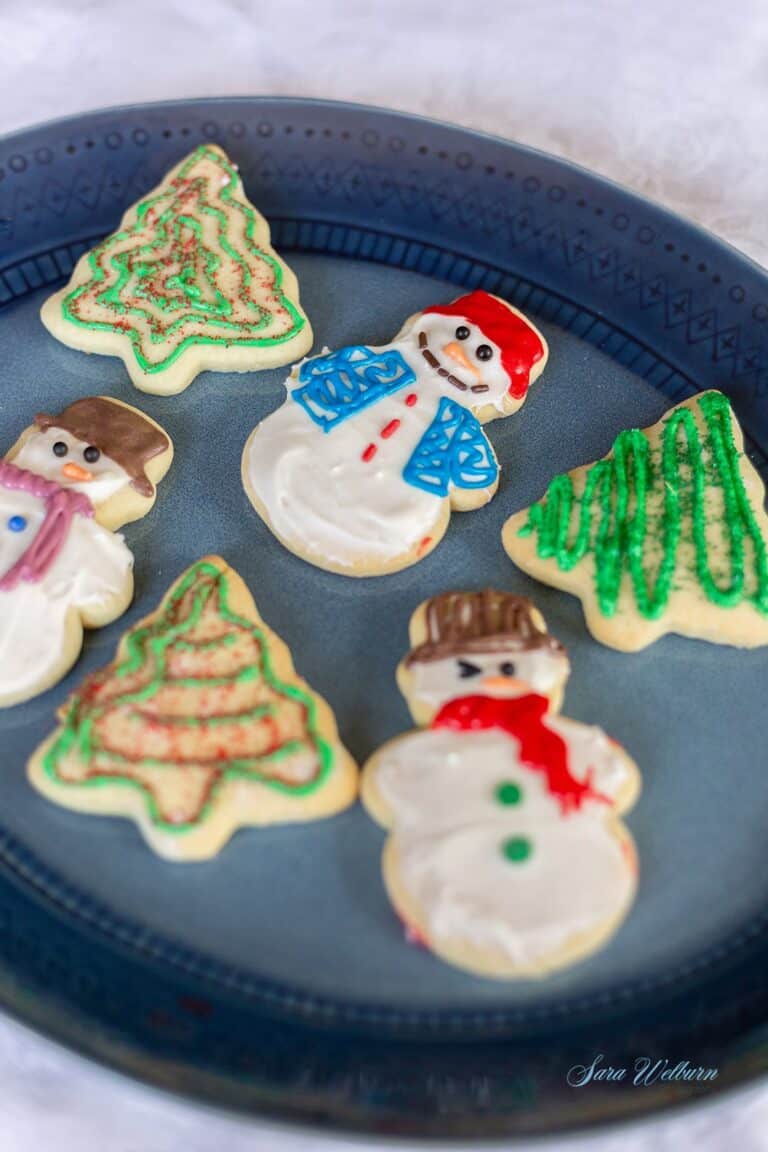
xmin=0 ymin=461 xmax=93 ymax=591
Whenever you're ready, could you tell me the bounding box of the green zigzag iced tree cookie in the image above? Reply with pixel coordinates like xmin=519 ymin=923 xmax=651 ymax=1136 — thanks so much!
xmin=41 ymin=145 xmax=312 ymax=394
xmin=28 ymin=556 xmax=357 ymax=860
xmin=503 ymin=391 xmax=768 ymax=651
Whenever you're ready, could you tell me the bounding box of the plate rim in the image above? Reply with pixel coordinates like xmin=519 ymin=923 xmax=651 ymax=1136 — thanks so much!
xmin=5 ymin=92 xmax=767 ymax=286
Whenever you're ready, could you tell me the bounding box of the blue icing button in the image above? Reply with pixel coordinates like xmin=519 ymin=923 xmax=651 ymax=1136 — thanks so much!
xmin=7 ymin=516 xmax=27 ymax=533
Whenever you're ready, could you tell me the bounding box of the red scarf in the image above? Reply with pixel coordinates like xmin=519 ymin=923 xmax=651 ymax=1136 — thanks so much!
xmin=431 ymin=693 xmax=607 ymax=813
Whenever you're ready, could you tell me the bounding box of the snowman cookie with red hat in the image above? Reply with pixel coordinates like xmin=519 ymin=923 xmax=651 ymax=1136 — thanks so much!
xmin=361 ymin=590 xmax=641 ymax=978
xmin=0 ymin=397 xmax=172 ymax=707
xmin=242 ymin=291 xmax=547 ymax=576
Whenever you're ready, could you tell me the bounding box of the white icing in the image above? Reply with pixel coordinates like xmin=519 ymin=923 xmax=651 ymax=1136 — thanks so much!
xmin=14 ymin=429 xmax=131 ymax=505
xmin=0 ymin=493 xmax=133 ymax=701
xmin=246 ymin=375 xmax=448 ymax=563
xmin=545 ymin=714 xmax=634 ymax=803
xmin=408 ymin=649 xmax=569 ymax=712
xmin=243 ymin=314 xmax=508 ymax=568
xmin=398 ymin=312 xmax=511 ymax=410
xmin=373 ymin=723 xmax=636 ymax=967
xmin=0 ymin=489 xmax=48 ymax=580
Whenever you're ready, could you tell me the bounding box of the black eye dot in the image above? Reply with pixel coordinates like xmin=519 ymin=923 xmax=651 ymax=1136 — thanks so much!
xmin=52 ymin=441 xmax=68 ymax=458
xmin=458 ymin=659 xmax=482 ymax=678
xmin=83 ymin=445 xmax=100 ymax=464
xmin=476 ymin=344 xmax=493 ymax=361
xmin=500 ymin=661 xmax=517 ymax=677
xmin=455 ymin=325 xmax=470 ymax=340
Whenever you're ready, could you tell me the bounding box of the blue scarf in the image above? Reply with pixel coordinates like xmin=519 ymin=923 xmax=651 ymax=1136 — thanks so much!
xmin=292 ymin=345 xmax=415 ymax=430
xmin=292 ymin=345 xmax=498 ymax=497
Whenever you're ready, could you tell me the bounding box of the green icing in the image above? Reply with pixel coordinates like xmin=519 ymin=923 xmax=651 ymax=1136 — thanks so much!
xmin=61 ymin=146 xmax=305 ymax=374
xmin=518 ymin=391 xmax=768 ymax=620
xmin=42 ymin=561 xmax=333 ymax=833
xmin=495 ymin=780 xmax=523 ymax=806
xmin=501 ymin=836 xmax=532 ymax=863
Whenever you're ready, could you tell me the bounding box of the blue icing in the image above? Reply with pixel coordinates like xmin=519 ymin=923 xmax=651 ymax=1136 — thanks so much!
xmin=7 ymin=516 xmax=27 ymax=533
xmin=403 ymin=397 xmax=498 ymax=497
xmin=292 ymin=345 xmax=415 ymax=431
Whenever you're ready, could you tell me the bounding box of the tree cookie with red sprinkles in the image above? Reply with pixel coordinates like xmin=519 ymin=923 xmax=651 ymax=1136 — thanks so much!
xmin=28 ymin=556 xmax=357 ymax=860
xmin=41 ymin=145 xmax=312 ymax=395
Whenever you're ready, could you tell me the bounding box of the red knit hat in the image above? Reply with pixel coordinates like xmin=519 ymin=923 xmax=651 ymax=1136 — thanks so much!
xmin=423 ymin=291 xmax=545 ymax=399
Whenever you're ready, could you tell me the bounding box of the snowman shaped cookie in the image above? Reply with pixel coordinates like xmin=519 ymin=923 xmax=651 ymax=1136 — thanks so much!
xmin=242 ymin=291 xmax=547 ymax=575
xmin=0 ymin=397 xmax=172 ymax=707
xmin=362 ymin=590 xmax=641 ymax=978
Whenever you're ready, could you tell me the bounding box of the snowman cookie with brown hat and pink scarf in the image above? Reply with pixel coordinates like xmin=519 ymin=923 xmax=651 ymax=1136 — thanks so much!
xmin=362 ymin=590 xmax=640 ymax=978
xmin=0 ymin=397 xmax=172 ymax=707
xmin=242 ymin=291 xmax=547 ymax=576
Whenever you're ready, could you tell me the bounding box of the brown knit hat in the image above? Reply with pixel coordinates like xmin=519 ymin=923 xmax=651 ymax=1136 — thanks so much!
xmin=35 ymin=398 xmax=169 ymax=498
xmin=405 ymin=589 xmax=565 ymax=664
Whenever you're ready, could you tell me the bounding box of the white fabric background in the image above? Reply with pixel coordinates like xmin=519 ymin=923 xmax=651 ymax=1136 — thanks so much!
xmin=2 ymin=1 xmax=768 ymax=1148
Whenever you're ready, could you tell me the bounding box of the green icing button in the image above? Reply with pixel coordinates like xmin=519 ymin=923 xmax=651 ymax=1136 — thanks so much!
xmin=502 ymin=836 xmax=532 ymax=863
xmin=495 ymin=780 xmax=523 ymax=806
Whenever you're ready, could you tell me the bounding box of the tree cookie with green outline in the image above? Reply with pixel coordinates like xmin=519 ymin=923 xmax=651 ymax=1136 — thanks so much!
xmin=28 ymin=556 xmax=357 ymax=860
xmin=502 ymin=391 xmax=768 ymax=651
xmin=40 ymin=146 xmax=312 ymax=395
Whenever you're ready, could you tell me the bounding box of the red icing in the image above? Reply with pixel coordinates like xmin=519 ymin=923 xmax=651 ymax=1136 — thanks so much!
xmin=417 ymin=536 xmax=432 ymax=556
xmin=405 ymin=392 xmax=418 ymax=407
xmin=431 ymin=693 xmax=608 ymax=813
xmin=402 ymin=919 xmax=428 ymax=948
xmin=381 ymin=418 xmax=401 ymax=439
xmin=361 ymin=443 xmax=377 ymax=462
xmin=621 ymin=838 xmax=637 ymax=874
xmin=423 ymin=290 xmax=544 ymax=400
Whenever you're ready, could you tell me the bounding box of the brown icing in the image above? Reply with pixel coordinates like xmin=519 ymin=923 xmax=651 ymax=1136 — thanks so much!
xmin=405 ymin=589 xmax=565 ymax=664
xmin=35 ymin=398 xmax=169 ymax=497
xmin=417 ymin=330 xmax=469 ymax=393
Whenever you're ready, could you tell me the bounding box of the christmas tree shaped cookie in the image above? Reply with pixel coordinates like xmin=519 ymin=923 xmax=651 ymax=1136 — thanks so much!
xmin=362 ymin=591 xmax=640 ymax=978
xmin=28 ymin=557 xmax=357 ymax=860
xmin=41 ymin=145 xmax=312 ymax=394
xmin=503 ymin=391 xmax=768 ymax=651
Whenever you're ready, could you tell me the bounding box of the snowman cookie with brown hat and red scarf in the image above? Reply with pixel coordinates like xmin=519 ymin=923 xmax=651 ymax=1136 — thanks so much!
xmin=361 ymin=590 xmax=641 ymax=978
xmin=242 ymin=291 xmax=547 ymax=576
xmin=0 ymin=397 xmax=172 ymax=707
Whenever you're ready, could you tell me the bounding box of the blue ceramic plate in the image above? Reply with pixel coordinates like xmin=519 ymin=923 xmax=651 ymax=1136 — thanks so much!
xmin=0 ymin=98 xmax=767 ymax=1137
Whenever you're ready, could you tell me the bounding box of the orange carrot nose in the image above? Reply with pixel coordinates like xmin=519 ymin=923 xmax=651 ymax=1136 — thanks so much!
xmin=442 ymin=341 xmax=480 ymax=377
xmin=62 ymin=462 xmax=94 ymax=482
xmin=482 ymin=675 xmax=527 ymax=694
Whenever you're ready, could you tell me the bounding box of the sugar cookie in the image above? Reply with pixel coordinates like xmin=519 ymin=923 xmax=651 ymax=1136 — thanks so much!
xmin=0 ymin=397 xmax=172 ymax=707
xmin=242 ymin=291 xmax=547 ymax=575
xmin=362 ymin=590 xmax=640 ymax=978
xmin=41 ymin=145 xmax=312 ymax=394
xmin=29 ymin=556 xmax=358 ymax=860
xmin=503 ymin=390 xmax=768 ymax=650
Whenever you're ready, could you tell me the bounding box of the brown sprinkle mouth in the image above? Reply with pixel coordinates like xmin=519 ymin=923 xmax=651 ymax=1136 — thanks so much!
xmin=418 ymin=330 xmax=490 ymax=394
